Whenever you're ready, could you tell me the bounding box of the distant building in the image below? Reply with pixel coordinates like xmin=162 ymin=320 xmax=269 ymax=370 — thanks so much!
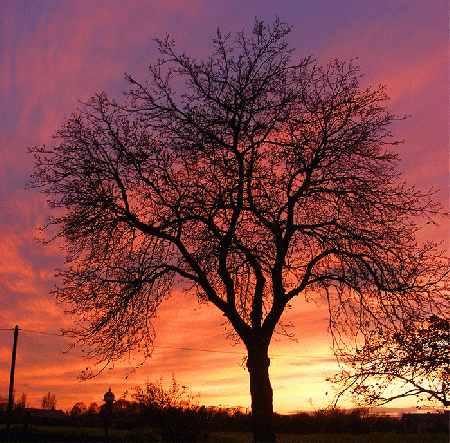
xmin=401 ymin=411 xmax=449 ymax=433
xmin=24 ymin=407 xmax=68 ymax=426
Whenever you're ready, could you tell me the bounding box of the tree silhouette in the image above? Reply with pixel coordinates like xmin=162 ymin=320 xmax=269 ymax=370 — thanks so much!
xmin=125 ymin=374 xmax=197 ymax=411
xmin=70 ymin=402 xmax=87 ymax=418
xmin=29 ymin=19 xmax=449 ymax=442
xmin=331 ymin=314 xmax=449 ymax=407
xmin=42 ymin=392 xmax=57 ymax=410
xmin=16 ymin=393 xmax=27 ymax=410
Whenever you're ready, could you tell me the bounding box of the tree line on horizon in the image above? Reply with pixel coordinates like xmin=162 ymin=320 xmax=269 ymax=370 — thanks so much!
xmin=1 ymin=374 xmax=448 ymax=442
xmin=0 ymin=395 xmax=442 ymax=442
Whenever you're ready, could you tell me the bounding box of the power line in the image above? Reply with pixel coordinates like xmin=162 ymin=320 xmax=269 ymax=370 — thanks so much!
xmin=19 ymin=328 xmax=63 ymax=337
xmin=152 ymin=344 xmax=334 ymax=360
xmin=0 ymin=326 xmax=335 ymax=360
xmin=0 ymin=327 xmax=62 ymax=336
xmin=153 ymin=344 xmax=247 ymax=355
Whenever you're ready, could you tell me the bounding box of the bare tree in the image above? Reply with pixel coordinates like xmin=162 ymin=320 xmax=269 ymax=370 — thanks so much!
xmin=42 ymin=392 xmax=57 ymax=410
xmin=29 ymin=19 xmax=449 ymax=442
xmin=126 ymin=373 xmax=196 ymax=410
xmin=330 ymin=314 xmax=449 ymax=408
xmin=16 ymin=393 xmax=27 ymax=410
xmin=70 ymin=402 xmax=87 ymax=418
xmin=87 ymin=402 xmax=100 ymax=415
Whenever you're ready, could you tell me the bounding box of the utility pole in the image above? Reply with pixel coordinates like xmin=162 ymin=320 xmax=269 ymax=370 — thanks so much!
xmin=6 ymin=325 xmax=19 ymax=440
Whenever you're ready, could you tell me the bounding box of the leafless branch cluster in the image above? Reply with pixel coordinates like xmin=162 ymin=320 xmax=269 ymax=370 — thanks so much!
xmin=331 ymin=314 xmax=449 ymax=407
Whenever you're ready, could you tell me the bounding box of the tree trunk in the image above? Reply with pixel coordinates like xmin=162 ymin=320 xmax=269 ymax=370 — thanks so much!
xmin=247 ymin=349 xmax=276 ymax=442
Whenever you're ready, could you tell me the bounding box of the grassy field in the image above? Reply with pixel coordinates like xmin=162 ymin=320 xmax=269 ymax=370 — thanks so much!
xmin=209 ymin=432 xmax=449 ymax=443
xmin=1 ymin=426 xmax=448 ymax=442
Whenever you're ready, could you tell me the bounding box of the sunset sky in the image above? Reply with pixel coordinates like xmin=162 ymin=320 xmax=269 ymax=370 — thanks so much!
xmin=0 ymin=0 xmax=448 ymax=415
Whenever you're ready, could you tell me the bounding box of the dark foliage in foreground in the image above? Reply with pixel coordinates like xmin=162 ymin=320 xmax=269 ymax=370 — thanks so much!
xmin=2 ymin=396 xmax=448 ymax=442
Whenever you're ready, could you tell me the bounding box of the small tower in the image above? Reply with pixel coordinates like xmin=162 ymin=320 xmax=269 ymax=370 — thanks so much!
xmin=103 ymin=388 xmax=115 ymax=440
xmin=103 ymin=388 xmax=115 ymax=405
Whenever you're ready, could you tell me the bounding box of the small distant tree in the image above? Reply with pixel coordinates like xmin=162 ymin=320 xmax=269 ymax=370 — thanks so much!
xmin=125 ymin=375 xmax=201 ymax=441
xmin=30 ymin=18 xmax=449 ymax=442
xmin=87 ymin=402 xmax=100 ymax=415
xmin=15 ymin=393 xmax=27 ymax=409
xmin=126 ymin=373 xmax=196 ymax=410
xmin=70 ymin=401 xmax=87 ymax=417
xmin=42 ymin=392 xmax=57 ymax=410
xmin=331 ymin=314 xmax=450 ymax=407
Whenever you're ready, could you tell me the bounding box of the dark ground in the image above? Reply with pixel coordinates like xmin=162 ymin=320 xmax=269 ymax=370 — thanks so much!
xmin=0 ymin=425 xmax=448 ymax=443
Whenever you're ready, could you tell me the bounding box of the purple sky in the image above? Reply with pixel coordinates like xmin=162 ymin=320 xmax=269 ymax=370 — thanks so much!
xmin=0 ymin=0 xmax=448 ymax=413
